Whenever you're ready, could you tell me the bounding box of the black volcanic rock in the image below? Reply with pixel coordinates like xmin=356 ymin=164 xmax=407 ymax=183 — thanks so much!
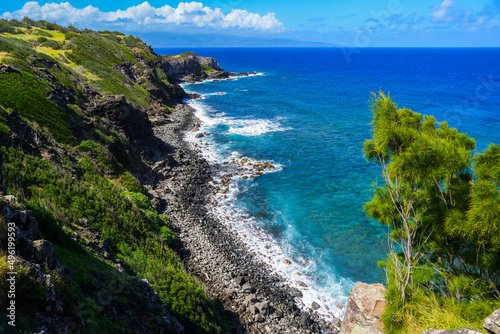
xmin=89 ymin=95 xmax=153 ymax=139
xmin=163 ymin=53 xmax=228 ymax=83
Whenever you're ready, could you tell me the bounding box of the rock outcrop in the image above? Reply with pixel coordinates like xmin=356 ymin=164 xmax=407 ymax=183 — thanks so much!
xmin=484 ymin=309 xmax=500 ymax=334
xmin=422 ymin=329 xmax=483 ymax=334
xmin=0 ymin=192 xmax=184 ymax=334
xmin=89 ymin=95 xmax=154 ymax=139
xmin=163 ymin=53 xmax=227 ymax=83
xmin=340 ymin=282 xmax=386 ymax=334
xmin=162 ymin=52 xmax=258 ymax=83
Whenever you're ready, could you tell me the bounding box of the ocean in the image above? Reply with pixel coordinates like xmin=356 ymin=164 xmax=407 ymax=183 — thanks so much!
xmin=156 ymin=47 xmax=500 ymax=318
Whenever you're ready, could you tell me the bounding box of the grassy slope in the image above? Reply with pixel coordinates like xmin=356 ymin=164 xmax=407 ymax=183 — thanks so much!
xmin=0 ymin=19 xmax=224 ymax=333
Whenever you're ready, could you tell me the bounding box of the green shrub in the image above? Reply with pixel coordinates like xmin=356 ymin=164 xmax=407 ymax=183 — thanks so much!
xmin=0 ymin=122 xmax=10 ymax=136
xmin=36 ymin=30 xmax=52 ymax=37
xmin=65 ymin=32 xmax=79 ymax=40
xmin=201 ymin=64 xmax=214 ymax=73
xmin=122 ymin=35 xmax=144 ymax=48
xmin=21 ymin=17 xmax=38 ymax=28
xmin=8 ymin=19 xmax=23 ymax=28
xmin=37 ymin=36 xmax=48 ymax=43
xmin=67 ymin=25 xmax=80 ymax=33
xmin=117 ymin=171 xmax=145 ymax=194
xmin=179 ymin=51 xmax=195 ymax=58
xmin=41 ymin=39 xmax=60 ymax=50
xmin=37 ymin=20 xmax=62 ymax=31
xmin=0 ymin=19 xmax=14 ymax=33
xmin=0 ymin=39 xmax=14 ymax=53
xmin=77 ymin=140 xmax=120 ymax=172
xmin=0 ymin=70 xmax=74 ymax=144
xmin=1 ymin=146 xmax=225 ymax=332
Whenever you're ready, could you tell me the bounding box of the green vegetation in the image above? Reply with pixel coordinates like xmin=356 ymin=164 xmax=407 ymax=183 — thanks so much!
xmin=122 ymin=34 xmax=144 ymax=48
xmin=1 ymin=146 xmax=224 ymax=332
xmin=179 ymin=51 xmax=196 ymax=58
xmin=65 ymin=31 xmax=152 ymax=108
xmin=0 ymin=19 xmax=226 ymax=332
xmin=201 ymin=64 xmax=214 ymax=73
xmin=0 ymin=20 xmax=15 ymax=34
xmin=0 ymin=123 xmax=9 ymax=136
xmin=41 ymin=39 xmax=61 ymax=50
xmin=0 ymin=107 xmax=10 ymax=136
xmin=0 ymin=254 xmax=47 ymax=332
xmin=36 ymin=30 xmax=53 ymax=37
xmin=0 ymin=70 xmax=74 ymax=143
xmin=364 ymin=92 xmax=500 ymax=333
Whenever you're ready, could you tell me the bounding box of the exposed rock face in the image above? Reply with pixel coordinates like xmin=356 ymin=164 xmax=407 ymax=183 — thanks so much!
xmin=32 ymin=239 xmax=58 ymax=269
xmin=0 ymin=193 xmax=184 ymax=334
xmin=340 ymin=282 xmax=386 ymax=334
xmin=113 ymin=59 xmax=188 ymax=106
xmin=196 ymin=55 xmax=222 ymax=71
xmin=89 ymin=95 xmax=153 ymax=139
xmin=163 ymin=53 xmax=227 ymax=83
xmin=484 ymin=309 xmax=500 ymax=334
xmin=422 ymin=329 xmax=483 ymax=334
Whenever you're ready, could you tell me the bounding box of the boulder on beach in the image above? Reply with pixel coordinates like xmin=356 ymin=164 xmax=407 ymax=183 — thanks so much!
xmin=340 ymin=282 xmax=386 ymax=334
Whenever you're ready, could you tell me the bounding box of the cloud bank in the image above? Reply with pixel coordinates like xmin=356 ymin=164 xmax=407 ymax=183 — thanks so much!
xmin=1 ymin=1 xmax=285 ymax=33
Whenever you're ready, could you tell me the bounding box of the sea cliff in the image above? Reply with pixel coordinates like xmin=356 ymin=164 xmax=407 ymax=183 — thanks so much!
xmin=0 ymin=19 xmax=328 ymax=333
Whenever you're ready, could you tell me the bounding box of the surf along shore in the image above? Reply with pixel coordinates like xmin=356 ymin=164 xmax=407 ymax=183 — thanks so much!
xmin=151 ymin=66 xmax=343 ymax=332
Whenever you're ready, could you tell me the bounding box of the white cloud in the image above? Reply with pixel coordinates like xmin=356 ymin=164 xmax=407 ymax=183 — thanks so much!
xmin=1 ymin=1 xmax=285 ymax=33
xmin=431 ymin=0 xmax=455 ymax=22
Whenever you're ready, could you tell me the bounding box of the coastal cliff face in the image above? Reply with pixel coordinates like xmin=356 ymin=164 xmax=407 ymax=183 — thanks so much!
xmin=0 ymin=20 xmax=228 ymax=333
xmin=163 ymin=52 xmax=228 ymax=83
xmin=0 ymin=19 xmax=325 ymax=334
xmin=0 ymin=193 xmax=184 ymax=334
xmin=162 ymin=51 xmax=258 ymax=83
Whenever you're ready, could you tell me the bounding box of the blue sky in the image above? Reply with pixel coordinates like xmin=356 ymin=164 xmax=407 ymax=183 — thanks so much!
xmin=2 ymin=1 xmax=500 ymax=46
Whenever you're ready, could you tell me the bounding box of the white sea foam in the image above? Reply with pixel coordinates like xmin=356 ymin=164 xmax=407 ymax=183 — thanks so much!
xmin=187 ymin=95 xmax=292 ymax=137
xmin=226 ymin=118 xmax=292 ymax=136
xmin=203 ymin=92 xmax=227 ymax=96
xmin=210 ymin=183 xmax=350 ymax=321
xmin=180 ymin=72 xmax=265 ymax=87
xmin=182 ymin=82 xmax=349 ymax=325
xmin=228 ymin=72 xmax=265 ymax=80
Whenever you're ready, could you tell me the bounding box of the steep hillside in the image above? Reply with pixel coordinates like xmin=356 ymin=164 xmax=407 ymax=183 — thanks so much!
xmin=0 ymin=18 xmax=232 ymax=333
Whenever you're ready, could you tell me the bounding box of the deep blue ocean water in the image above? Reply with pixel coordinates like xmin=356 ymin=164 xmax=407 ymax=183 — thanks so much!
xmin=157 ymin=47 xmax=500 ymax=315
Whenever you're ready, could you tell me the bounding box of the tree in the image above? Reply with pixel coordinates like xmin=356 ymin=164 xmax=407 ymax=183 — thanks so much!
xmin=363 ymin=92 xmax=475 ymax=300
xmin=446 ymin=144 xmax=500 ymax=297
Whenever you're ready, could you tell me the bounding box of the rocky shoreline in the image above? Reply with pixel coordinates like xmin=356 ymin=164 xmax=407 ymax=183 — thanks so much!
xmin=151 ymin=98 xmax=339 ymax=333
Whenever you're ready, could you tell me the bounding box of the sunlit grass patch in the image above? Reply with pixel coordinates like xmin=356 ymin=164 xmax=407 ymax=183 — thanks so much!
xmin=35 ymin=46 xmax=65 ymax=57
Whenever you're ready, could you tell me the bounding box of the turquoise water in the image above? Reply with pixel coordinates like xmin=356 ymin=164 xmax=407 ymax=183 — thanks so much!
xmin=158 ymin=47 xmax=500 ymax=315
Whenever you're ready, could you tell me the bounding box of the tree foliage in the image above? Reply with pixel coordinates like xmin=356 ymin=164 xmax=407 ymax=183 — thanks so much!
xmin=364 ymin=92 xmax=500 ymax=332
